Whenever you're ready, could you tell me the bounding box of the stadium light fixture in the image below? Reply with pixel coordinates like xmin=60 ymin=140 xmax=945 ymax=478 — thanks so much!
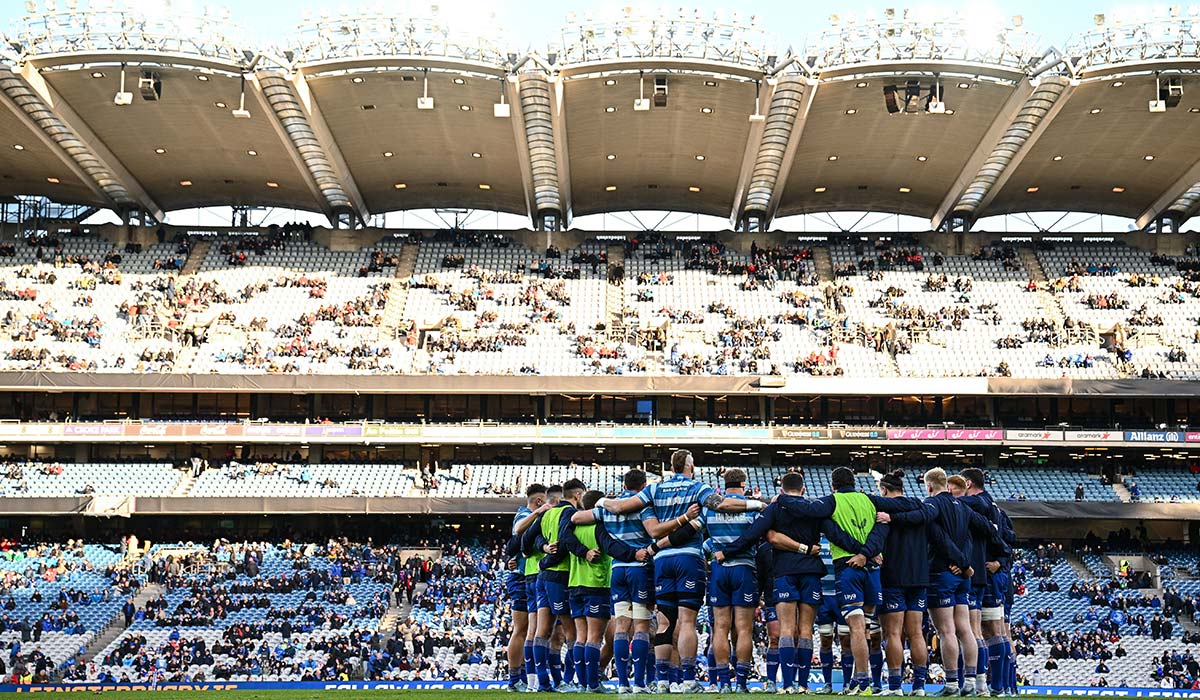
xmin=247 ymin=150 xmax=257 ymax=156
xmin=634 ymin=74 xmax=650 ymax=111
xmin=606 ymin=154 xmax=616 ymax=160
xmin=12 ymin=144 xmax=23 ymax=151
xmin=114 ymin=65 xmax=133 ymax=106
xmin=1026 ymin=186 xmax=1039 ymax=193
xmin=605 ymin=185 xmax=617 ymax=191
xmin=689 ymin=186 xmax=701 ymax=192
xmin=90 ymin=71 xmax=104 ymax=79
xmin=179 ymin=180 xmax=192 ymax=186
xmin=471 ymin=152 xmax=482 ymax=158
xmin=453 ymin=77 xmax=465 ymax=85
xmin=1052 ymin=154 xmax=1064 ymax=161
xmin=1144 ymin=155 xmax=1155 ymax=160
xmin=232 ymin=75 xmax=251 ymax=119
xmin=927 ymin=77 xmax=946 ymax=113
xmin=814 ymin=187 xmax=827 ymax=193
xmin=916 ymin=155 xmax=927 ymax=162
xmin=494 ymin=79 xmax=509 ymax=118
xmin=154 ymin=148 xmax=166 ymax=154
xmin=393 ymin=183 xmax=406 ymax=189
xmin=1112 ymin=186 xmax=1125 ymax=193
xmin=479 ymin=184 xmax=491 ymax=190
xmin=418 ymin=70 xmax=434 ymax=110
xmin=46 ymin=177 xmax=59 ymax=184
xmin=266 ymin=181 xmax=279 ymax=188
xmin=845 ymin=108 xmax=857 ymax=114
xmin=700 ymin=107 xmax=713 ymax=114
xmin=898 ymin=186 xmax=911 ymax=193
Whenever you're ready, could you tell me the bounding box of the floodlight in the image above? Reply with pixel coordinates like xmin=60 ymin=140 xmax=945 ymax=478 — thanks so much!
xmin=232 ymin=74 xmax=251 ymax=118
xmin=114 ymin=67 xmax=133 ymax=106
xmin=418 ymin=71 xmax=433 ymax=109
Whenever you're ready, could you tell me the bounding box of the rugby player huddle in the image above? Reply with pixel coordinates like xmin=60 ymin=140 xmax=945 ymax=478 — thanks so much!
xmin=503 ymin=449 xmax=1017 ymax=696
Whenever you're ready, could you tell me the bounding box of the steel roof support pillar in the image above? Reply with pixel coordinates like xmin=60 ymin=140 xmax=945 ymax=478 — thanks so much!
xmin=0 ymin=65 xmax=165 ymax=222
xmin=514 ymin=71 xmax=567 ymax=231
xmin=933 ymin=76 xmax=1074 ymax=228
xmin=731 ymin=76 xmax=815 ymax=231
xmin=254 ymin=70 xmax=368 ymax=227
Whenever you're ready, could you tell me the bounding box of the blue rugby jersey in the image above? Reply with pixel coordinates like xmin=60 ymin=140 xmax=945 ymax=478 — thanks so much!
xmin=819 ymin=537 xmax=836 ymax=597
xmin=701 ymin=494 xmax=758 ymax=568
xmin=634 ymin=472 xmax=716 ymax=559
xmin=594 ymin=490 xmax=654 ymax=569
xmin=511 ymin=505 xmax=533 ymax=570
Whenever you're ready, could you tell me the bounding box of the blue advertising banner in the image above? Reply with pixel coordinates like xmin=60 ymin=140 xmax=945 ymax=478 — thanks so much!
xmin=1124 ymin=430 xmax=1185 ymax=443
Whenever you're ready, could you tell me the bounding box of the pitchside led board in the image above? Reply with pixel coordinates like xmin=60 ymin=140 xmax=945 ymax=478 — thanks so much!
xmin=2 ymin=682 xmax=1196 ymax=695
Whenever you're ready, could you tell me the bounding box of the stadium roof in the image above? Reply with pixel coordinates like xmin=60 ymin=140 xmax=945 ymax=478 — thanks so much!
xmin=2 ymin=5 xmax=1200 ymax=230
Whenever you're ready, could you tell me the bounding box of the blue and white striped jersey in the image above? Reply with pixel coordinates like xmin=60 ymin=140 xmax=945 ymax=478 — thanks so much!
xmin=594 ymin=490 xmax=654 ymax=569
xmin=512 ymin=505 xmax=533 ymax=570
xmin=702 ymin=494 xmax=758 ymax=568
xmin=512 ymin=505 xmax=533 ymax=535
xmin=635 ymin=472 xmax=717 ymax=560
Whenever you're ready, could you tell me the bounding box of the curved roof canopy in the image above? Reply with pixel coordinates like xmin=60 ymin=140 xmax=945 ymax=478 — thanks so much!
xmin=0 ymin=4 xmax=1198 ymax=229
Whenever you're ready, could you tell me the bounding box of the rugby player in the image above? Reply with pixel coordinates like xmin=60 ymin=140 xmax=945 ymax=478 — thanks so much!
xmin=562 ymin=489 xmax=650 ymax=693
xmin=598 ymin=450 xmax=766 ymax=693
xmin=571 ymin=469 xmax=657 ymax=694
xmin=507 ymin=484 xmax=550 ymax=692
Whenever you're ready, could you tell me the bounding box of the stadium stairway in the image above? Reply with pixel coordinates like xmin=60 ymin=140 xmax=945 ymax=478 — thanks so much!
xmin=63 ymin=582 xmax=165 ymax=680
xmin=169 ymin=469 xmax=197 ymax=497
xmin=605 ymin=244 xmax=626 ymax=330
xmin=1017 ymin=246 xmax=1072 ymax=326
xmin=1018 ymin=247 xmax=1049 ymax=284
xmin=1112 ymin=481 xmax=1133 ymax=503
xmin=813 ymin=246 xmax=834 ymax=282
xmin=379 ymin=242 xmax=419 ymax=339
xmin=1066 ymin=552 xmax=1097 ymax=581
xmin=179 ymin=238 xmax=212 ymax=276
xmin=380 ymin=582 xmax=424 ymax=638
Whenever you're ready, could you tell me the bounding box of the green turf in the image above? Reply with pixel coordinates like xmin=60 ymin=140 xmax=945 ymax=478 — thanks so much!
xmin=0 ymin=692 xmax=1074 ymax=699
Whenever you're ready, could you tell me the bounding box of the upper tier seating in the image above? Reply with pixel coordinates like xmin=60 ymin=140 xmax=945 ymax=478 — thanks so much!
xmin=2 ymin=232 xmax=1199 ymax=380
xmin=0 ymin=462 xmax=178 ymax=497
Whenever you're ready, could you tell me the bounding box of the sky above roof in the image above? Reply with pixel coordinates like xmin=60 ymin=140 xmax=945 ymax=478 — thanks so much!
xmin=0 ymin=1 xmax=1113 ymax=53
